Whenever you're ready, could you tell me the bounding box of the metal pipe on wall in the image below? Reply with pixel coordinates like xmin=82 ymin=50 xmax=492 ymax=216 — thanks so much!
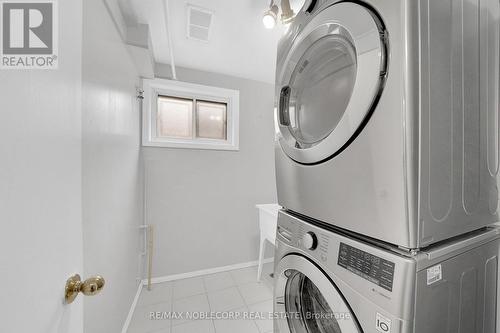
xmin=162 ymin=0 xmax=178 ymax=80
xmin=147 ymin=225 xmax=154 ymax=290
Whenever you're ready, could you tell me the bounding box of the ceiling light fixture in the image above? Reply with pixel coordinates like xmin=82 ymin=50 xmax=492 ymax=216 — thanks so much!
xmin=280 ymin=0 xmax=295 ymax=24
xmin=262 ymin=2 xmax=279 ymax=29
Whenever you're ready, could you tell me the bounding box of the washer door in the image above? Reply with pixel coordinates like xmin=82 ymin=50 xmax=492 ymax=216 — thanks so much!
xmin=275 ymin=255 xmax=362 ymax=333
xmin=277 ymin=2 xmax=386 ymax=164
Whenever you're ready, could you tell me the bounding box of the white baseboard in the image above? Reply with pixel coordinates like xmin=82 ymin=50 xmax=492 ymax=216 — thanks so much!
xmin=121 ymin=281 xmax=143 ymax=333
xmin=141 ymin=257 xmax=274 ymax=285
xmin=121 ymin=258 xmax=274 ymax=332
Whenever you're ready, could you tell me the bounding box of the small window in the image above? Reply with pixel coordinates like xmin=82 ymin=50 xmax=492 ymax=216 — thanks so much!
xmin=196 ymin=100 xmax=227 ymax=140
xmin=157 ymin=96 xmax=194 ymax=139
xmin=142 ymin=79 xmax=239 ymax=150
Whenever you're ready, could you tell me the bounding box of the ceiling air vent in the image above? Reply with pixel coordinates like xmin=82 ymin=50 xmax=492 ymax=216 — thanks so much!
xmin=187 ymin=5 xmax=213 ymax=42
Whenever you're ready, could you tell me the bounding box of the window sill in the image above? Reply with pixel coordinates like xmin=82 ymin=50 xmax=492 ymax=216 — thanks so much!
xmin=142 ymin=140 xmax=239 ymax=151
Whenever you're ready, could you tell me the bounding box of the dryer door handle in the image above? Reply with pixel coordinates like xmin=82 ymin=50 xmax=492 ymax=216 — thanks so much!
xmin=279 ymin=86 xmax=291 ymax=126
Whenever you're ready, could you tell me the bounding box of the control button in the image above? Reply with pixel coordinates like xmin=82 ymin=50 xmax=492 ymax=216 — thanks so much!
xmin=302 ymin=232 xmax=318 ymax=250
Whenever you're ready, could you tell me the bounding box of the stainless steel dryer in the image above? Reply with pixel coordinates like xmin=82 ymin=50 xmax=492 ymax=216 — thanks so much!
xmin=274 ymin=211 xmax=500 ymax=333
xmin=275 ymin=0 xmax=500 ymax=249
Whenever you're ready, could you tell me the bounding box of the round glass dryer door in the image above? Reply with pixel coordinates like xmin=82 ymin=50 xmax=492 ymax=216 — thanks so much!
xmin=277 ymin=2 xmax=387 ymax=164
xmin=275 ymin=255 xmax=361 ymax=333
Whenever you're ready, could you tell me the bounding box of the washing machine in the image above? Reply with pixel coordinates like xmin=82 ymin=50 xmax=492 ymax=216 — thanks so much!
xmin=275 ymin=0 xmax=500 ymax=249
xmin=274 ymin=211 xmax=500 ymax=333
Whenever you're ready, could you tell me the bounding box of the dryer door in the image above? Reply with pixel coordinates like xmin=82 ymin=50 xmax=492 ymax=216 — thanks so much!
xmin=275 ymin=254 xmax=362 ymax=333
xmin=277 ymin=2 xmax=386 ymax=164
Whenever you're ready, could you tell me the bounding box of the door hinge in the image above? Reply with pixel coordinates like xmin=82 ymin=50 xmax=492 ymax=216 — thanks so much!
xmin=136 ymin=88 xmax=144 ymax=100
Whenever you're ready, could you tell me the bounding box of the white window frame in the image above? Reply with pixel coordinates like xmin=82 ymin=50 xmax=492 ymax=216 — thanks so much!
xmin=142 ymin=78 xmax=240 ymax=151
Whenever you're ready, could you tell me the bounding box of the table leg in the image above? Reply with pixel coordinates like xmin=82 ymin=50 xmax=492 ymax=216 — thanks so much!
xmin=257 ymin=237 xmax=266 ymax=282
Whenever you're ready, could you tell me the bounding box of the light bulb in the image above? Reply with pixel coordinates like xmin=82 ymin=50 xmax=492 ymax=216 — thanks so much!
xmin=263 ymin=14 xmax=276 ymax=29
xmin=263 ymin=4 xmax=278 ymax=29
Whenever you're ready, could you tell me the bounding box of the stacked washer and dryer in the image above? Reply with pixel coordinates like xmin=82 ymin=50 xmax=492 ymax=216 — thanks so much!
xmin=273 ymin=0 xmax=500 ymax=332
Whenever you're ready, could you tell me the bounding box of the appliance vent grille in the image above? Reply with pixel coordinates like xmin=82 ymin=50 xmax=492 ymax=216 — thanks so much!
xmin=187 ymin=5 xmax=213 ymax=42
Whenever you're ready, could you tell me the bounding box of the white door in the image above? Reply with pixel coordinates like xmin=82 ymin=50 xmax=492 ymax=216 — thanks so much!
xmin=277 ymin=2 xmax=387 ymax=164
xmin=274 ymin=255 xmax=362 ymax=333
xmin=0 ymin=0 xmax=84 ymax=331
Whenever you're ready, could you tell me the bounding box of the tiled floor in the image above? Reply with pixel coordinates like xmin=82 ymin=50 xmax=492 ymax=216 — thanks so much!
xmin=128 ymin=263 xmax=274 ymax=333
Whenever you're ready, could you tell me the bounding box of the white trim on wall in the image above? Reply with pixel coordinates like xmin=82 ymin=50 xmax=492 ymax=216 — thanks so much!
xmin=141 ymin=258 xmax=274 ymax=285
xmin=120 ymin=282 xmax=143 ymax=333
xmin=121 ymin=258 xmax=274 ymax=332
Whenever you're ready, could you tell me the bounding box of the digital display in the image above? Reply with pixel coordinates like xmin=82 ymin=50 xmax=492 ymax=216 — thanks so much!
xmin=337 ymin=242 xmax=395 ymax=292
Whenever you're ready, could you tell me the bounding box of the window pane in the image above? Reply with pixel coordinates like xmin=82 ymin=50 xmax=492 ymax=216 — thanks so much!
xmin=157 ymin=96 xmax=193 ymax=138
xmin=196 ymin=101 xmax=227 ymax=140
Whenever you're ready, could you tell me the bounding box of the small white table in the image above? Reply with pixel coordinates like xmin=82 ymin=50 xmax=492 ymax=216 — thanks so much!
xmin=255 ymin=204 xmax=281 ymax=281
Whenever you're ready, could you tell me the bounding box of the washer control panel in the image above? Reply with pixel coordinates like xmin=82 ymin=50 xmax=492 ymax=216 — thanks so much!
xmin=338 ymin=242 xmax=395 ymax=292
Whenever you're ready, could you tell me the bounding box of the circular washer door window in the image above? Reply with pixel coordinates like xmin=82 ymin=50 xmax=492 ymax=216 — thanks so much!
xmin=274 ymin=255 xmax=362 ymax=333
xmin=277 ymin=2 xmax=387 ymax=164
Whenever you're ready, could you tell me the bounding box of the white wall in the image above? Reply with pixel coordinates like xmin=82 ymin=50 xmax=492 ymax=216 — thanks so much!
xmin=144 ymin=64 xmax=277 ymax=278
xmin=81 ymin=0 xmax=143 ymax=332
xmin=0 ymin=0 xmax=84 ymax=332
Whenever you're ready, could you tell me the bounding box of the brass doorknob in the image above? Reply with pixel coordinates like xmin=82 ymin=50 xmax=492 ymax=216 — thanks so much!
xmin=65 ymin=274 xmax=105 ymax=304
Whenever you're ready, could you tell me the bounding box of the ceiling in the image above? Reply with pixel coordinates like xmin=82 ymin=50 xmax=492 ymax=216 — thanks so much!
xmin=121 ymin=0 xmax=305 ymax=84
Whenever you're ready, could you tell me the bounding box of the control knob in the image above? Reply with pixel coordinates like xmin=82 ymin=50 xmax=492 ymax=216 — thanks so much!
xmin=302 ymin=232 xmax=318 ymax=250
